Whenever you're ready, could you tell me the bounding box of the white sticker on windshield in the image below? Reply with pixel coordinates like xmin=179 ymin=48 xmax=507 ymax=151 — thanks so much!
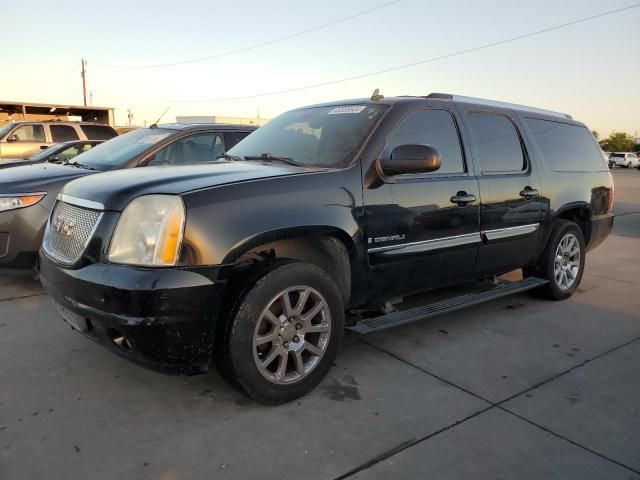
xmin=328 ymin=106 xmax=367 ymax=115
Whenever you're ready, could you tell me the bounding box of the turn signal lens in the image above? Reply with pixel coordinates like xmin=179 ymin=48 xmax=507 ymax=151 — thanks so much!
xmin=156 ymin=207 xmax=184 ymax=264
xmin=0 ymin=193 xmax=46 ymax=212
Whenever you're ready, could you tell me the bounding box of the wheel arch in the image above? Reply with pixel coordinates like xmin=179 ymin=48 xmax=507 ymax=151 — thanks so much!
xmin=222 ymin=226 xmax=356 ymax=306
xmin=554 ymin=203 xmax=592 ymax=247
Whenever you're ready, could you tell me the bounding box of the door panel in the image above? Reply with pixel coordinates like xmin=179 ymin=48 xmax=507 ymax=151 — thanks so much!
xmin=0 ymin=124 xmax=51 ymax=160
xmin=463 ymin=110 xmax=543 ymax=273
xmin=383 ymin=176 xmax=481 ymax=288
xmin=364 ymin=108 xmax=480 ymax=297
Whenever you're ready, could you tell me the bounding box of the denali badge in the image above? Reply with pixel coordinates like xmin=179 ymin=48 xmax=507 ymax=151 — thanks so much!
xmin=52 ymin=215 xmax=75 ymax=236
xmin=368 ymin=234 xmax=406 ymax=244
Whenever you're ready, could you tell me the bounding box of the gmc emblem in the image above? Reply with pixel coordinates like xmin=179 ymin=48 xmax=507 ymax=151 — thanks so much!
xmin=52 ymin=215 xmax=75 ymax=236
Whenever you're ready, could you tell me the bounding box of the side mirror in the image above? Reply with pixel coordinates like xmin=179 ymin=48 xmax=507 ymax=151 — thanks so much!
xmin=378 ymin=144 xmax=441 ymax=176
xmin=6 ymin=134 xmax=18 ymax=142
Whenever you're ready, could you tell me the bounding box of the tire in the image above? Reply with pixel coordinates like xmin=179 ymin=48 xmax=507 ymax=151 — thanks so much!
xmin=627 ymin=162 xmax=632 ymax=169
xmin=31 ymin=256 xmax=40 ymax=281
xmin=222 ymin=261 xmax=344 ymax=404
xmin=527 ymin=220 xmax=586 ymax=300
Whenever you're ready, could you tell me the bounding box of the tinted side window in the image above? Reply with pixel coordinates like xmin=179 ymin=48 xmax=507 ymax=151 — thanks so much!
xmin=147 ymin=133 xmax=225 ymax=166
xmin=387 ymin=109 xmax=464 ymax=175
xmin=56 ymin=145 xmax=85 ymax=161
xmin=467 ymin=113 xmax=525 ymax=173
xmin=13 ymin=124 xmax=45 ymax=142
xmin=524 ymin=118 xmax=607 ymax=172
xmin=224 ymin=131 xmax=251 ymax=150
xmin=80 ymin=125 xmax=117 ymax=140
xmin=50 ymin=125 xmax=80 ymax=142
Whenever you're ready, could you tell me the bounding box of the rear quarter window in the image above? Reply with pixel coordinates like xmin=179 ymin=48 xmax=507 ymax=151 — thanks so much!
xmin=80 ymin=125 xmax=118 ymax=140
xmin=524 ymin=118 xmax=606 ymax=172
xmin=224 ymin=131 xmax=252 ymax=150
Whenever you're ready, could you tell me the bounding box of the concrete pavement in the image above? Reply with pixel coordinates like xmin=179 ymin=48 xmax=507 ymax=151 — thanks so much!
xmin=1 ymin=168 xmax=639 ymax=479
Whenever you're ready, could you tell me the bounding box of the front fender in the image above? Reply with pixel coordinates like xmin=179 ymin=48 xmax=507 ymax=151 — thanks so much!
xmin=180 ymin=168 xmax=363 ymax=267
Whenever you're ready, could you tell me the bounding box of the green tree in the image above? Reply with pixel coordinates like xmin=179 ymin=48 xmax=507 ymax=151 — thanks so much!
xmin=592 ymin=130 xmax=600 ymax=141
xmin=600 ymin=132 xmax=635 ymax=152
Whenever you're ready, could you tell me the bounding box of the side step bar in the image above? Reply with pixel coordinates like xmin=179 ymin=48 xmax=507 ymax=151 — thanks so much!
xmin=346 ymin=277 xmax=548 ymax=334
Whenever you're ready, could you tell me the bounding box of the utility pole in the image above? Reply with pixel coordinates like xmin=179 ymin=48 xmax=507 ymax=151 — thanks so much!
xmin=81 ymin=58 xmax=88 ymax=106
xmin=127 ymin=109 xmax=133 ymax=126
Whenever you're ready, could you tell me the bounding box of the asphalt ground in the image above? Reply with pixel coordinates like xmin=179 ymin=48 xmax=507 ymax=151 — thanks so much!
xmin=1 ymin=167 xmax=639 ymax=479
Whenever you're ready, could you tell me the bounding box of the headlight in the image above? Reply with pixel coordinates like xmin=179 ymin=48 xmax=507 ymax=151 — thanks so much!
xmin=0 ymin=193 xmax=46 ymax=212
xmin=108 ymin=195 xmax=185 ymax=266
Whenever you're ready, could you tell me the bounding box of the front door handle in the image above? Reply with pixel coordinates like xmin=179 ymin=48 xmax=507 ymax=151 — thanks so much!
xmin=40 ymin=145 xmax=48 ymax=150
xmin=450 ymin=192 xmax=477 ymax=206
xmin=519 ymin=187 xmax=539 ymax=199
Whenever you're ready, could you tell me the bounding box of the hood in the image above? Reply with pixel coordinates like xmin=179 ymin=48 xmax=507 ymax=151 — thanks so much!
xmin=62 ymin=161 xmax=318 ymax=211
xmin=0 ymin=162 xmax=92 ymax=195
xmin=0 ymin=159 xmax=38 ymax=170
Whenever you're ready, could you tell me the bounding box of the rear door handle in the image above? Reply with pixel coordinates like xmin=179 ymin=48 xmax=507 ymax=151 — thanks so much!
xmin=450 ymin=193 xmax=477 ymax=206
xmin=519 ymin=187 xmax=539 ymax=199
xmin=40 ymin=145 xmax=48 ymax=150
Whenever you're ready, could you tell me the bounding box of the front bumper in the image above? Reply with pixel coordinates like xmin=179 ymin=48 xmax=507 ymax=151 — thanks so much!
xmin=39 ymin=252 xmax=226 ymax=371
xmin=0 ymin=203 xmax=49 ymax=269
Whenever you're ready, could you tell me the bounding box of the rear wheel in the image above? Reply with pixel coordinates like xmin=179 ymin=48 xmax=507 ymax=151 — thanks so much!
xmin=223 ymin=261 xmax=344 ymax=404
xmin=526 ymin=220 xmax=585 ymax=300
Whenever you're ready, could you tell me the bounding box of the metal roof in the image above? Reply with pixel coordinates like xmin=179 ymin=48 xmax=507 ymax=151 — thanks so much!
xmin=426 ymin=93 xmax=573 ymax=119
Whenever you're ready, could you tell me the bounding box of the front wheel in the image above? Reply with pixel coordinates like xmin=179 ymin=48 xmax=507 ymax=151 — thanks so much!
xmin=527 ymin=220 xmax=586 ymax=300
xmin=223 ymin=261 xmax=344 ymax=404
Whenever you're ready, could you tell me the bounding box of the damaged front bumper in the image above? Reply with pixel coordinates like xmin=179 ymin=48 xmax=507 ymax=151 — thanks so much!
xmin=39 ymin=252 xmax=226 ymax=372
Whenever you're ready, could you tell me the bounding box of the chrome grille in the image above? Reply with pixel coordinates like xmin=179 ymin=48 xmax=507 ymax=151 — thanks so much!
xmin=45 ymin=201 xmax=102 ymax=264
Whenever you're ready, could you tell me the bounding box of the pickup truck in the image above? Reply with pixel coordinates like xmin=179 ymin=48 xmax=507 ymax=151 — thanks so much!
xmin=39 ymin=93 xmax=614 ymax=404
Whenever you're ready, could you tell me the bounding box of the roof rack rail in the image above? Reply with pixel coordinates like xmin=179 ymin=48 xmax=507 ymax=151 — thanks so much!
xmin=426 ymin=93 xmax=572 ymax=119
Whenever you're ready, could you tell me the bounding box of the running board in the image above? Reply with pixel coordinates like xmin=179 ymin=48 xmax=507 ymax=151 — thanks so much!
xmin=346 ymin=277 xmax=548 ymax=334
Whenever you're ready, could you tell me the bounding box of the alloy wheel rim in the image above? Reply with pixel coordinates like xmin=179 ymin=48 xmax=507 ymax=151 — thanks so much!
xmin=253 ymin=285 xmax=331 ymax=384
xmin=553 ymin=233 xmax=581 ymax=291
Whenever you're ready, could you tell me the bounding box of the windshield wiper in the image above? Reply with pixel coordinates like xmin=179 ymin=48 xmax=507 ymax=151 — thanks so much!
xmin=70 ymin=162 xmax=96 ymax=170
xmin=243 ymin=153 xmax=300 ymax=167
xmin=218 ymin=152 xmax=243 ymax=161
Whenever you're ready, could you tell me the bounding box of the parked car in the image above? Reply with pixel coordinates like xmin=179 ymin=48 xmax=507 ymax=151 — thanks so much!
xmin=0 ymin=121 xmax=117 ymax=162
xmin=602 ymin=151 xmax=614 ymax=168
xmin=0 ymin=123 xmax=256 ymax=270
xmin=39 ymin=93 xmax=613 ymax=404
xmin=0 ymin=140 xmax=104 ymax=170
xmin=610 ymin=152 xmax=639 ymax=168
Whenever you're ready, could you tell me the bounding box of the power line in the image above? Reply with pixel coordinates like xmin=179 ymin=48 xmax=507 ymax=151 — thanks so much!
xmin=168 ymin=2 xmax=640 ymax=104
xmin=61 ymin=60 xmax=81 ymax=84
xmin=88 ymin=0 xmax=403 ymax=69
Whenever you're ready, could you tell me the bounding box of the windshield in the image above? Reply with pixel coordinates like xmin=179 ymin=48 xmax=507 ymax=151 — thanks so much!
xmin=71 ymin=128 xmax=173 ymax=171
xmin=0 ymin=123 xmax=15 ymax=138
xmin=227 ymin=104 xmax=388 ymax=168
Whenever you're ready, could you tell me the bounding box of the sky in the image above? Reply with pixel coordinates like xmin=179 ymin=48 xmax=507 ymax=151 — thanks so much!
xmin=2 ymin=0 xmax=639 ymax=136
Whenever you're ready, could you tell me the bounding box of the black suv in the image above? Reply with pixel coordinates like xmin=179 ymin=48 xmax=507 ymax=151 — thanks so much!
xmin=39 ymin=94 xmax=613 ymax=404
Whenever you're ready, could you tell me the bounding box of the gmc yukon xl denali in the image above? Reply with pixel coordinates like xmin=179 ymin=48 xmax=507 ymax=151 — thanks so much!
xmin=39 ymin=93 xmax=614 ymax=404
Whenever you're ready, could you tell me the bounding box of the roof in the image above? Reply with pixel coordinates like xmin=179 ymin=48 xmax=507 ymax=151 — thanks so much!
xmin=0 ymin=100 xmax=113 ymax=112
xmin=2 ymin=120 xmax=113 ymax=126
xmin=157 ymin=123 xmax=259 ymax=131
xmin=298 ymin=93 xmax=575 ymax=121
